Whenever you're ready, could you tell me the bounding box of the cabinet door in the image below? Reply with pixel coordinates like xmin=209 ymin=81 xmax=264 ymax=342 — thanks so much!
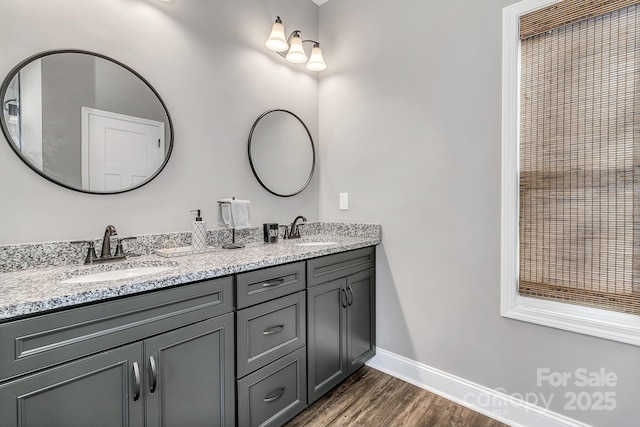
xmin=0 ymin=343 xmax=144 ymax=427
xmin=306 ymin=278 xmax=347 ymax=404
xmin=144 ymin=313 xmax=235 ymax=427
xmin=346 ymin=268 xmax=376 ymax=374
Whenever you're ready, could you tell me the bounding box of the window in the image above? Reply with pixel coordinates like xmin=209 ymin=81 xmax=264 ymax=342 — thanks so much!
xmin=502 ymin=0 xmax=640 ymax=345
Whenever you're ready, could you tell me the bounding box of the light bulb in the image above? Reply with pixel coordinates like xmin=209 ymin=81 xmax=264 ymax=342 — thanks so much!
xmin=285 ymin=34 xmax=307 ymax=64
xmin=265 ymin=17 xmax=289 ymax=52
xmin=306 ymin=45 xmax=327 ymax=71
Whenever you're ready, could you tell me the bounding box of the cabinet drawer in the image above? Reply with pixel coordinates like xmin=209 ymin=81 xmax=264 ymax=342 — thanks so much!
xmin=236 ymin=261 xmax=305 ymax=309
xmin=0 ymin=277 xmax=233 ymax=382
xmin=236 ymin=292 xmax=305 ymax=378
xmin=237 ymin=347 xmax=307 ymax=427
xmin=307 ymin=246 xmax=375 ymax=287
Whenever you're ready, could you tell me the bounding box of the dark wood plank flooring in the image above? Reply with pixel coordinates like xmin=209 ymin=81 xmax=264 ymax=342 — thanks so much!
xmin=285 ymin=367 xmax=509 ymax=427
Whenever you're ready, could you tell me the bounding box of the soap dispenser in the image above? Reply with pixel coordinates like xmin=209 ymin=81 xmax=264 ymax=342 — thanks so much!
xmin=191 ymin=209 xmax=207 ymax=250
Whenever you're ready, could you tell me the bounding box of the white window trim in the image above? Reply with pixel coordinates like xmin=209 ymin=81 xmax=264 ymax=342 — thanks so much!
xmin=501 ymin=0 xmax=640 ymax=346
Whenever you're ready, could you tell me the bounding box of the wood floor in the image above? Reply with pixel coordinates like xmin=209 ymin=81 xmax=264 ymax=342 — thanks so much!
xmin=285 ymin=367 xmax=509 ymax=427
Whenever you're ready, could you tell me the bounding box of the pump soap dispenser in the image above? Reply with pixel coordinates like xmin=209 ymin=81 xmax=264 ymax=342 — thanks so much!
xmin=191 ymin=209 xmax=207 ymax=250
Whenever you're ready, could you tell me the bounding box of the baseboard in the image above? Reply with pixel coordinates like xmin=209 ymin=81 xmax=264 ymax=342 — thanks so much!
xmin=366 ymin=348 xmax=591 ymax=427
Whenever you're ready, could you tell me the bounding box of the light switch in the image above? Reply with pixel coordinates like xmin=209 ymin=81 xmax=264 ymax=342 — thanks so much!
xmin=339 ymin=193 xmax=349 ymax=210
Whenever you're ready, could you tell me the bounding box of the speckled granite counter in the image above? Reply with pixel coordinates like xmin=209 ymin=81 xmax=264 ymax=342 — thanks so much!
xmin=0 ymin=224 xmax=381 ymax=321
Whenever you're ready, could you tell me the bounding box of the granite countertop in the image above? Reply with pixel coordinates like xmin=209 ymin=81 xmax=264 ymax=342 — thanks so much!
xmin=0 ymin=233 xmax=380 ymax=321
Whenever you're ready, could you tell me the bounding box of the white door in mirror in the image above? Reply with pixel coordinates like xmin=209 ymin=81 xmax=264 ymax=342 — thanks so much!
xmin=82 ymin=107 xmax=165 ymax=192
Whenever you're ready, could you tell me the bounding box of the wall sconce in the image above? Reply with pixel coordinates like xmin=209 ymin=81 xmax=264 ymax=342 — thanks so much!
xmin=265 ymin=16 xmax=327 ymax=71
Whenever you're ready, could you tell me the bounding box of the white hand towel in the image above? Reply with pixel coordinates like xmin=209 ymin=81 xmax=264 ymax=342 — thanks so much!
xmin=217 ymin=199 xmax=251 ymax=229
xmin=230 ymin=199 xmax=251 ymax=229
xmin=217 ymin=198 xmax=233 ymax=227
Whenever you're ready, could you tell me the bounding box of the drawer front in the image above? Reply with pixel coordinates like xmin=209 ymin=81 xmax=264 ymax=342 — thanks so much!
xmin=0 ymin=277 xmax=233 ymax=382
xmin=307 ymin=246 xmax=375 ymax=287
xmin=236 ymin=261 xmax=306 ymax=309
xmin=237 ymin=347 xmax=307 ymax=427
xmin=236 ymin=292 xmax=306 ymax=378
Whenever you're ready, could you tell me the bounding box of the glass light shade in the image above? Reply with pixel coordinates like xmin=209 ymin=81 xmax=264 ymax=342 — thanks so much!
xmin=306 ymin=46 xmax=327 ymax=71
xmin=285 ymin=36 xmax=307 ymax=64
xmin=265 ymin=21 xmax=289 ymax=52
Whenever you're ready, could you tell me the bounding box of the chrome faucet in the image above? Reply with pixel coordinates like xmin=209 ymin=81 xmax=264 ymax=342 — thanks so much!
xmin=101 ymin=225 xmax=118 ymax=259
xmin=285 ymin=215 xmax=307 ymax=239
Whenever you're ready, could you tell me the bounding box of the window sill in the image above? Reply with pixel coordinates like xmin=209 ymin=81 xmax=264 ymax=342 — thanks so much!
xmin=501 ymin=294 xmax=640 ymax=346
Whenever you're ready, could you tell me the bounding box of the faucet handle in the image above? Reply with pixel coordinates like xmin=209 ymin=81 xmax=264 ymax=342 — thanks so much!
xmin=71 ymin=240 xmax=98 ymax=264
xmin=114 ymin=237 xmax=136 ymax=257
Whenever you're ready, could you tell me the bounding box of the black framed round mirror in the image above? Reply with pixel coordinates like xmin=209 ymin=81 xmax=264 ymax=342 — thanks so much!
xmin=248 ymin=109 xmax=315 ymax=197
xmin=0 ymin=49 xmax=174 ymax=194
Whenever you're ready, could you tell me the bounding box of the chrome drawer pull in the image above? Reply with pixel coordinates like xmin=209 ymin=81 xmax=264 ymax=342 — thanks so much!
xmin=263 ymin=387 xmax=286 ymax=403
xmin=132 ymin=362 xmax=141 ymax=401
xmin=263 ymin=324 xmax=285 ymax=335
xmin=261 ymin=278 xmax=285 ymax=288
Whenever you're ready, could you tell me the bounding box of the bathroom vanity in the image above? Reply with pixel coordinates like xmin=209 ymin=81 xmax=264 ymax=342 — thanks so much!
xmin=0 ymin=224 xmax=379 ymax=427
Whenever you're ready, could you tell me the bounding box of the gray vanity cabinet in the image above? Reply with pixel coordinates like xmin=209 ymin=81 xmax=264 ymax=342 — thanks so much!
xmin=306 ymin=247 xmax=376 ymax=404
xmin=0 ymin=246 xmax=377 ymax=427
xmin=0 ymin=277 xmax=235 ymax=427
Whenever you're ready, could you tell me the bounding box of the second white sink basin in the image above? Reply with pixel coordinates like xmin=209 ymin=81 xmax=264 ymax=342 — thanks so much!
xmin=61 ymin=266 xmax=173 ymax=284
xmin=294 ymin=241 xmax=338 ymax=247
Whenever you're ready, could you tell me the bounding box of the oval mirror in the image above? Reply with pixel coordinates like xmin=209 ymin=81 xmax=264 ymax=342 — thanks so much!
xmin=0 ymin=50 xmax=173 ymax=194
xmin=248 ymin=109 xmax=315 ymax=197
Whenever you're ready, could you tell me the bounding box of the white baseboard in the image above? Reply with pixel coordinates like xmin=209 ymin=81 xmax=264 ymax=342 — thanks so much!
xmin=366 ymin=348 xmax=591 ymax=427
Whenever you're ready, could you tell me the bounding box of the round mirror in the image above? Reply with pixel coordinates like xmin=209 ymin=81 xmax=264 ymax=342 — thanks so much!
xmin=248 ymin=109 xmax=315 ymax=197
xmin=1 ymin=50 xmax=173 ymax=194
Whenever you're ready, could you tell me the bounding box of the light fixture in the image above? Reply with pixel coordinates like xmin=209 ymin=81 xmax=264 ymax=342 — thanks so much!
xmin=265 ymin=16 xmax=289 ymax=52
xmin=265 ymin=16 xmax=327 ymax=71
xmin=285 ymin=32 xmax=307 ymax=64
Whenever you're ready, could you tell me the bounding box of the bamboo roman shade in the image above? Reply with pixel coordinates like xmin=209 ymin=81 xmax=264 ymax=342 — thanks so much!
xmin=518 ymin=1 xmax=640 ymax=314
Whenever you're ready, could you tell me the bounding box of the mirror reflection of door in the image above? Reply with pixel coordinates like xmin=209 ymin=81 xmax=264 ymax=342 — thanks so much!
xmin=81 ymin=107 xmax=165 ymax=192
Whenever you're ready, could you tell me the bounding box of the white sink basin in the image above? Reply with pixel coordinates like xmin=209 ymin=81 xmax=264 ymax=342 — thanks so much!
xmin=294 ymin=241 xmax=338 ymax=247
xmin=61 ymin=267 xmax=173 ymax=284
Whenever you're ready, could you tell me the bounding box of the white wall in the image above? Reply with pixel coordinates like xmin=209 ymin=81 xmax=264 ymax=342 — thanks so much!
xmin=0 ymin=0 xmax=320 ymax=244
xmin=318 ymin=1 xmax=640 ymax=425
